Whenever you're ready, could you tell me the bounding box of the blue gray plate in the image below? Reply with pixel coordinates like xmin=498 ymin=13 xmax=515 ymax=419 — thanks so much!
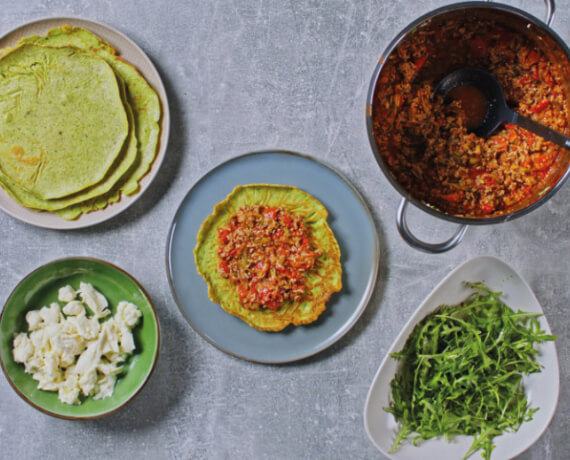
xmin=166 ymin=151 xmax=379 ymax=363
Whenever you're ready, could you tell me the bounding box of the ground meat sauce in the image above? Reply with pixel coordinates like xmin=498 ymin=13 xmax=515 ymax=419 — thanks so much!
xmin=372 ymin=18 xmax=569 ymax=217
xmin=217 ymin=205 xmax=321 ymax=311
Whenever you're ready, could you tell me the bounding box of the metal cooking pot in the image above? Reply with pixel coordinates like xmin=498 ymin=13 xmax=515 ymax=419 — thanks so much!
xmin=366 ymin=0 xmax=570 ymax=253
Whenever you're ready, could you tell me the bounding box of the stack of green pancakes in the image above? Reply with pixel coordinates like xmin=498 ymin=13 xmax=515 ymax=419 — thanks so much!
xmin=0 ymin=26 xmax=161 ymax=220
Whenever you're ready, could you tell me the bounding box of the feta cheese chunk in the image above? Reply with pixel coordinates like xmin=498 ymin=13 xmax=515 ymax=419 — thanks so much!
xmin=25 ymin=310 xmax=42 ymax=331
xmin=94 ymin=374 xmax=116 ymax=400
xmin=62 ymin=300 xmax=85 ymax=316
xmin=58 ymin=285 xmax=77 ymax=303
xmin=78 ymin=282 xmax=109 ymax=319
xmin=116 ymin=301 xmax=142 ymax=328
xmin=39 ymin=303 xmax=62 ymax=325
xmin=59 ymin=373 xmax=80 ymax=405
xmin=12 ymin=333 xmax=34 ymax=364
xmin=70 ymin=314 xmax=100 ymax=341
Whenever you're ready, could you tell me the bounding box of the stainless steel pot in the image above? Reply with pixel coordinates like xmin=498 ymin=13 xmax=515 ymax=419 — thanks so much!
xmin=366 ymin=0 xmax=570 ymax=253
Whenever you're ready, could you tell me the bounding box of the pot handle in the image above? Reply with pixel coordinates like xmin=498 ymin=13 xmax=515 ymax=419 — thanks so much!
xmin=486 ymin=0 xmax=555 ymax=26
xmin=396 ymin=198 xmax=469 ymax=253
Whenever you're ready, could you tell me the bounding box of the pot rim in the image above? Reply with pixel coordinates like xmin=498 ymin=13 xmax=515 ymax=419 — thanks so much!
xmin=366 ymin=1 xmax=570 ymax=225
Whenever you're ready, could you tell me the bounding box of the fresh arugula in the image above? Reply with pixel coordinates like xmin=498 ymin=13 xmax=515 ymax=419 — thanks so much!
xmin=385 ymin=282 xmax=556 ymax=460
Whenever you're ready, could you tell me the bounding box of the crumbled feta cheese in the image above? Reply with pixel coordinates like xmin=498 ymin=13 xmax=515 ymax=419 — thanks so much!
xmin=70 ymin=314 xmax=100 ymax=341
xmin=78 ymin=282 xmax=109 ymax=319
xmin=39 ymin=303 xmax=62 ymax=325
xmin=94 ymin=374 xmax=116 ymax=400
xmin=116 ymin=301 xmax=142 ymax=328
xmin=53 ymin=331 xmax=85 ymax=356
xmin=59 ymin=373 xmax=80 ymax=405
xmin=12 ymin=282 xmax=141 ymax=405
xmin=79 ymin=366 xmax=98 ymax=396
xmin=62 ymin=300 xmax=85 ymax=316
xmin=58 ymin=285 xmax=77 ymax=303
xmin=119 ymin=325 xmax=136 ymax=353
xmin=12 ymin=333 xmax=34 ymax=364
xmin=25 ymin=310 xmax=42 ymax=331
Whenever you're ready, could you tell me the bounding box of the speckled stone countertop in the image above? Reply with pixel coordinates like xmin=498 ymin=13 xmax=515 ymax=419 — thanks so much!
xmin=0 ymin=1 xmax=568 ymax=459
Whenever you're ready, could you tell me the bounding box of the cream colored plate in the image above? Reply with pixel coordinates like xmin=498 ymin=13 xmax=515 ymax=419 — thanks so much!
xmin=0 ymin=17 xmax=170 ymax=229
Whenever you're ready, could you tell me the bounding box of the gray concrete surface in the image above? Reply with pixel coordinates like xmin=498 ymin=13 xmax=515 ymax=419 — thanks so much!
xmin=0 ymin=1 xmax=568 ymax=459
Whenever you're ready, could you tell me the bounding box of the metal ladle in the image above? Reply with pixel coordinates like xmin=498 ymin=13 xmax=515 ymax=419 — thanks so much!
xmin=434 ymin=67 xmax=570 ymax=149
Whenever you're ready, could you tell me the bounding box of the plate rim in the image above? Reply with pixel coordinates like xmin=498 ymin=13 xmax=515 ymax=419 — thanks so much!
xmin=363 ymin=254 xmax=560 ymax=459
xmin=0 ymin=256 xmax=161 ymax=419
xmin=0 ymin=16 xmax=171 ymax=230
xmin=165 ymin=149 xmax=380 ymax=364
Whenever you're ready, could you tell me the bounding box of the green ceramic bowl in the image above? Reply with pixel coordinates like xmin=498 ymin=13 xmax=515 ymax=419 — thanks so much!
xmin=0 ymin=257 xmax=160 ymax=419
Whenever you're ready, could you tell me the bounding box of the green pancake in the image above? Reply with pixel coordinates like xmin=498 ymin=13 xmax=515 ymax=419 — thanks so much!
xmin=194 ymin=184 xmax=342 ymax=332
xmin=0 ymin=44 xmax=129 ymax=200
xmin=55 ymin=185 xmax=122 ymax=220
xmin=19 ymin=26 xmax=162 ymax=196
xmin=0 ymin=78 xmax=138 ymax=214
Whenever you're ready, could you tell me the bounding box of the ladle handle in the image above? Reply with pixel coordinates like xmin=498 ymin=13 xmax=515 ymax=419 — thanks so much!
xmin=396 ymin=198 xmax=469 ymax=253
xmin=510 ymin=111 xmax=570 ymax=150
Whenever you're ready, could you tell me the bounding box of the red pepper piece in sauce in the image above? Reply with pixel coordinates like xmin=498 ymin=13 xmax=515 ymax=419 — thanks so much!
xmin=441 ymin=192 xmax=464 ymax=203
xmin=414 ymin=54 xmax=429 ymax=72
xmin=536 ymin=170 xmax=548 ymax=180
xmin=481 ymin=203 xmax=495 ymax=214
xmin=258 ymin=286 xmax=270 ymax=301
xmin=237 ymin=284 xmax=248 ymax=301
xmin=264 ymin=299 xmax=281 ymax=310
xmin=484 ymin=176 xmax=496 ymax=187
xmin=217 ymin=228 xmax=230 ymax=244
xmin=278 ymin=267 xmax=301 ymax=280
xmin=521 ymin=157 xmax=531 ymax=169
xmin=519 ymin=75 xmax=532 ymax=87
xmin=532 ymin=66 xmax=540 ymax=82
xmin=468 ymin=169 xmax=496 ymax=187
xmin=544 ymin=71 xmax=554 ymax=86
xmin=492 ymin=136 xmax=509 ymax=152
xmin=532 ymin=153 xmax=555 ymax=170
xmin=521 ymin=185 xmax=531 ymax=196
xmin=228 ymin=246 xmax=241 ymax=258
xmin=219 ymin=260 xmax=230 ymax=275
xmin=531 ymin=99 xmax=550 ymax=114
xmin=258 ymin=287 xmax=282 ymax=310
xmin=263 ymin=207 xmax=278 ymax=220
xmin=525 ymin=50 xmax=540 ymax=67
xmin=521 ymin=129 xmax=536 ymax=143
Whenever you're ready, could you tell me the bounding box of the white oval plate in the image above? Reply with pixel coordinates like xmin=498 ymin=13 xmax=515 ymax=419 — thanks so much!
xmin=0 ymin=17 xmax=170 ymax=229
xmin=364 ymin=255 xmax=560 ymax=460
